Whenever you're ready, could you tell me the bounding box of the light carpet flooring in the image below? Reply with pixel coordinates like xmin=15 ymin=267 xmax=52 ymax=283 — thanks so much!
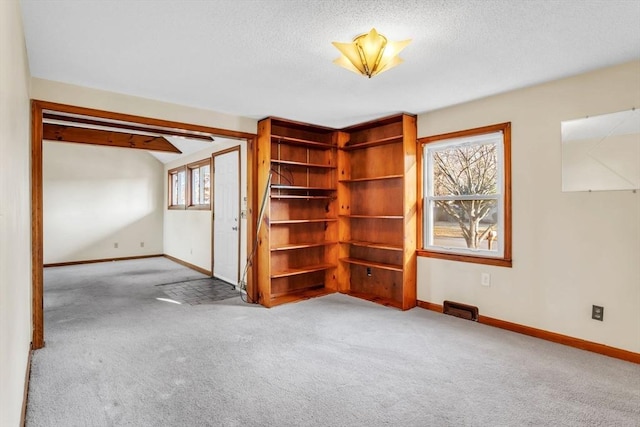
xmin=26 ymin=257 xmax=639 ymax=426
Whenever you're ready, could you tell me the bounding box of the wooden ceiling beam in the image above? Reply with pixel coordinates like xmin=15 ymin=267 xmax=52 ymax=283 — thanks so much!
xmin=43 ymin=123 xmax=182 ymax=153
xmin=43 ymin=112 xmax=214 ymax=142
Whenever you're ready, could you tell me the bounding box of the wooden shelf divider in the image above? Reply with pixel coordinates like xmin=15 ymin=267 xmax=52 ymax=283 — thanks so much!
xmin=270 ymin=195 xmax=335 ymax=200
xmin=340 ymin=257 xmax=403 ymax=272
xmin=271 ymin=218 xmax=337 ymax=224
xmin=271 ymin=185 xmax=335 ymax=191
xmin=270 ymin=263 xmax=336 ymax=279
xmin=341 ymin=135 xmax=403 ymax=151
xmin=271 ymin=134 xmax=334 ymax=149
xmin=271 ymin=159 xmax=336 ymax=169
xmin=339 ymin=174 xmax=403 ymax=183
xmin=340 ymin=240 xmax=403 ymax=251
xmin=272 ymin=241 xmax=337 ymax=251
xmin=339 ymin=214 xmax=403 ymax=220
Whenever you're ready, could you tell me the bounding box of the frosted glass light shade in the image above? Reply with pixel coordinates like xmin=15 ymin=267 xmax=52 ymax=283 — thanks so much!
xmin=332 ymin=28 xmax=411 ymax=78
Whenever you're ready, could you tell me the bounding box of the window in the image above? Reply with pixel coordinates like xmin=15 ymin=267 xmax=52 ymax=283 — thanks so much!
xmin=168 ymin=167 xmax=186 ymax=209
xmin=418 ymin=122 xmax=511 ymax=267
xmin=188 ymin=159 xmax=211 ymax=209
xmin=168 ymin=158 xmax=211 ymax=210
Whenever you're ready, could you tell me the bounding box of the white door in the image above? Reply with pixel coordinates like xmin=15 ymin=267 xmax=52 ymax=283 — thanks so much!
xmin=213 ymin=149 xmax=240 ymax=285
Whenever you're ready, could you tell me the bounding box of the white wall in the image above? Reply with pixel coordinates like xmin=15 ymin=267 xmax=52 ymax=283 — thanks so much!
xmin=417 ymin=60 xmax=640 ymax=353
xmin=43 ymin=142 xmax=164 ymax=264
xmin=163 ymin=141 xmax=248 ymax=281
xmin=30 ymin=78 xmax=256 ymax=135
xmin=0 ymin=0 xmax=32 ymax=425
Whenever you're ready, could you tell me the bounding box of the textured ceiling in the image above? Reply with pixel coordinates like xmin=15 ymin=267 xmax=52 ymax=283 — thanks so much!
xmin=20 ymin=0 xmax=640 ymax=128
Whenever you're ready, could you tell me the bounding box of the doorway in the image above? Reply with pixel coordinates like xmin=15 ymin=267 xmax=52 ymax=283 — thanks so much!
xmin=212 ymin=147 xmax=241 ymax=285
xmin=30 ymin=100 xmax=257 ymax=349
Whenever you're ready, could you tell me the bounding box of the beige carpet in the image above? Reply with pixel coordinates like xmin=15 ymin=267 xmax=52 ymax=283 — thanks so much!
xmin=26 ymin=257 xmax=640 ymax=426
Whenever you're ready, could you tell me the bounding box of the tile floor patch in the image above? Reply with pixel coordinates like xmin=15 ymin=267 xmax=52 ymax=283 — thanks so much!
xmin=158 ymin=278 xmax=240 ymax=305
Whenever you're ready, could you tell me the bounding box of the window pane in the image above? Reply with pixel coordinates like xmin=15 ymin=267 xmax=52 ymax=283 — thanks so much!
xmin=192 ymin=168 xmax=200 ymax=204
xmin=177 ymin=170 xmax=185 ymax=205
xmin=432 ymin=143 xmax=498 ymax=196
xmin=201 ymin=165 xmax=210 ymax=204
xmin=430 ymin=199 xmax=499 ymax=251
xmin=171 ymin=173 xmax=178 ymax=205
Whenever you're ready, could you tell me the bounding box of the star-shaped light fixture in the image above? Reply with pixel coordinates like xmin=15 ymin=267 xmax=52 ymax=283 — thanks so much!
xmin=332 ymin=28 xmax=411 ymax=78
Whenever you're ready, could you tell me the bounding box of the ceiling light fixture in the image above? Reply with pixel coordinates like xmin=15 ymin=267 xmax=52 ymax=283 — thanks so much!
xmin=332 ymin=28 xmax=411 ymax=78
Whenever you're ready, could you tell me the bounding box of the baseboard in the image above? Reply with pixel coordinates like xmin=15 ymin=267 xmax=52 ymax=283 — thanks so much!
xmin=163 ymin=254 xmax=212 ymax=276
xmin=44 ymin=254 xmax=163 ymax=268
xmin=20 ymin=345 xmax=33 ymax=427
xmin=416 ymin=300 xmax=640 ymax=364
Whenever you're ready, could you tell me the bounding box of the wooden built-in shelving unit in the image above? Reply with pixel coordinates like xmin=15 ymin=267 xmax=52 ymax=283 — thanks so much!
xmin=337 ymin=114 xmax=417 ymax=310
xmin=256 ymin=118 xmax=338 ymax=307
xmin=256 ymin=114 xmax=416 ymax=310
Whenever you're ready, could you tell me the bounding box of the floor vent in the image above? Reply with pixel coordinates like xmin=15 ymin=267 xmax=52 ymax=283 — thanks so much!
xmin=443 ymin=301 xmax=479 ymax=321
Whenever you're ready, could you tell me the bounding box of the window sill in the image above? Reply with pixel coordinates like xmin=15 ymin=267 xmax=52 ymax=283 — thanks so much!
xmin=187 ymin=205 xmax=211 ymax=211
xmin=417 ymin=249 xmax=512 ymax=268
xmin=168 ymin=205 xmax=186 ymax=210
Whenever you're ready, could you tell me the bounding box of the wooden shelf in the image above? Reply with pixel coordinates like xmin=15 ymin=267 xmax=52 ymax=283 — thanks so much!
xmin=340 ymin=257 xmax=403 ymax=272
xmin=271 ymin=263 xmax=336 ymax=279
xmin=272 ymin=134 xmax=335 ymax=149
xmin=342 ymin=290 xmax=403 ymax=310
xmin=271 ymin=218 xmax=337 ymax=224
xmin=270 ymin=195 xmax=335 ymax=200
xmin=271 ymin=241 xmax=337 ymax=251
xmin=339 ymin=214 xmax=403 ymax=220
xmin=271 ymin=159 xmax=336 ymax=169
xmin=271 ymin=185 xmax=335 ymax=191
xmin=340 ymin=240 xmax=403 ymax=251
xmin=342 ymin=135 xmax=402 ymax=151
xmin=339 ymin=174 xmax=403 ymax=183
xmin=269 ymin=287 xmax=335 ymax=305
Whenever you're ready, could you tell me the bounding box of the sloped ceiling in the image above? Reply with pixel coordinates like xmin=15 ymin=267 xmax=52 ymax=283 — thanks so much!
xmin=20 ymin=0 xmax=640 ymax=128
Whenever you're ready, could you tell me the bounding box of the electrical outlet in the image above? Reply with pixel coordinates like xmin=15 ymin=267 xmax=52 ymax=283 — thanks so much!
xmin=481 ymin=273 xmax=491 ymax=287
xmin=114 ymin=242 xmax=118 ymax=249
xmin=140 ymin=242 xmax=144 ymax=248
xmin=592 ymin=305 xmax=604 ymax=321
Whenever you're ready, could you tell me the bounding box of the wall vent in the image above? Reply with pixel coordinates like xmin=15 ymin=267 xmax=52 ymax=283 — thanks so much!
xmin=443 ymin=300 xmax=479 ymax=321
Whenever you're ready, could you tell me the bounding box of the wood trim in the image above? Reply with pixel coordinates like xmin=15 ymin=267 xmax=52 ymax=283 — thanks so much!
xmin=246 ymin=137 xmax=258 ymax=303
xmin=416 ymin=249 xmax=513 ymax=267
xmin=417 ymin=122 xmax=510 ymax=144
xmin=416 ymin=122 xmax=512 ymax=268
xmin=43 ymin=112 xmax=215 ymax=141
xmin=43 ymin=123 xmax=181 ymax=153
xmin=31 ymin=101 xmax=44 ymax=350
xmin=30 ymin=100 xmax=257 ymax=351
xmin=44 ymin=254 xmax=163 ymax=268
xmin=416 ymin=300 xmax=443 ymax=312
xmin=168 ymin=166 xmax=187 ymax=209
xmin=20 ymin=345 xmax=33 ymax=427
xmin=402 ymin=114 xmax=418 ymax=310
xmin=33 ymin=100 xmax=256 ymax=140
xmin=502 ymin=123 xmax=513 ymax=263
xmin=340 ymin=112 xmax=416 ymax=132
xmin=163 ymin=254 xmax=212 ymax=276
xmin=416 ymin=300 xmax=640 ymax=364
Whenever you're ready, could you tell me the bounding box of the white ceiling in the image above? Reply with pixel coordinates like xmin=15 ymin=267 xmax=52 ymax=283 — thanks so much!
xmin=20 ymin=0 xmax=640 ymax=129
